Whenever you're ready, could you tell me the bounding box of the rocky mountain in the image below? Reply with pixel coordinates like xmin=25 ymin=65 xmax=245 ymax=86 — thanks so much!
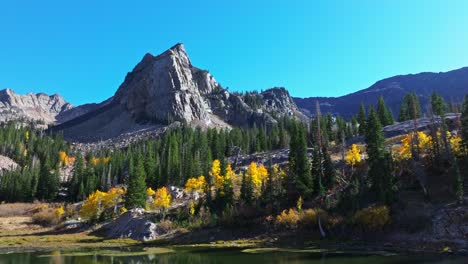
xmin=294 ymin=67 xmax=468 ymax=118
xmin=53 ymin=44 xmax=305 ymax=142
xmin=0 ymin=88 xmax=71 ymax=125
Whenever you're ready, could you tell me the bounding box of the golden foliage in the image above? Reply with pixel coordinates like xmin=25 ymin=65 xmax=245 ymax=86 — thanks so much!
xmin=146 ymin=187 xmax=156 ymax=196
xmin=297 ymin=196 xmax=303 ymax=211
xmin=450 ymin=134 xmax=462 ymax=155
xmin=79 ymin=188 xmax=125 ymax=220
xmin=345 ymin=144 xmax=361 ymax=166
xmin=352 ymin=205 xmax=391 ymax=230
xmin=210 ymin=159 xmax=223 ymax=190
xmin=275 ymin=208 xmax=300 ymax=229
xmin=246 ymin=162 xmax=269 ymax=197
xmin=225 ymin=164 xmax=236 ymax=182
xmin=189 ymin=201 xmax=195 ymax=216
xmin=55 ymin=206 xmax=65 ymax=218
xmin=185 ymin=176 xmax=208 ymax=193
xmin=90 ymin=157 xmax=111 ymax=166
xmin=154 ymin=187 xmax=171 ymax=210
xmin=398 ymin=131 xmax=433 ymax=160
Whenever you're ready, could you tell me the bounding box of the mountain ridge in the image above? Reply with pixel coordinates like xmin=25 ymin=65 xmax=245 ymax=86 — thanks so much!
xmin=293 ymin=66 xmax=468 ymax=118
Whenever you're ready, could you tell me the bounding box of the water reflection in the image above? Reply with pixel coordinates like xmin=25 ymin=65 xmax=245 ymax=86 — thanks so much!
xmin=0 ymin=248 xmax=464 ymax=264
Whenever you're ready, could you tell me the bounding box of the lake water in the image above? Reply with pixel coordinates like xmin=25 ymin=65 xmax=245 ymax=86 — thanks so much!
xmin=0 ymin=247 xmax=465 ymax=264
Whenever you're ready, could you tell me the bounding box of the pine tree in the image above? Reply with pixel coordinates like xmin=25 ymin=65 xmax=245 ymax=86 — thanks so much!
xmin=240 ymin=171 xmax=253 ymax=204
xmin=125 ymin=152 xmax=147 ymax=209
xmin=431 ymin=92 xmax=446 ymax=116
xmin=365 ymin=108 xmax=395 ymax=203
xmin=461 ymin=94 xmax=468 ymax=151
xmin=357 ymin=103 xmax=367 ymax=135
xmin=377 ymin=96 xmax=393 ymax=126
xmin=289 ymin=122 xmax=312 ymax=197
xmin=322 ymin=146 xmax=335 ymax=190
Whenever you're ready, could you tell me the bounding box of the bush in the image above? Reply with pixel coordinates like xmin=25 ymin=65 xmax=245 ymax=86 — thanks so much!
xmin=275 ymin=208 xmax=300 ymax=229
xmin=158 ymin=219 xmax=173 ymax=232
xmin=300 ymin=209 xmax=318 ymax=227
xmin=32 ymin=208 xmax=60 ymax=227
xmin=352 ymin=205 xmax=391 ymax=231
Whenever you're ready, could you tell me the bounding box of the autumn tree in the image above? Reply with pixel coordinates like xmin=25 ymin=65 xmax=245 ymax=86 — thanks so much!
xmin=185 ymin=176 xmax=208 ymax=193
xmin=154 ymin=186 xmax=171 ymax=213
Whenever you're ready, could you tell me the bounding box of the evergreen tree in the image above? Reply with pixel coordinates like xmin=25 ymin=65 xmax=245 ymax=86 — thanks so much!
xmin=377 ymin=96 xmax=394 ymax=126
xmin=365 ymin=108 xmax=395 ymax=203
xmin=240 ymin=171 xmax=253 ymax=204
xmin=357 ymin=103 xmax=367 ymax=135
xmin=431 ymin=92 xmax=446 ymax=116
xmin=125 ymin=153 xmax=147 ymax=209
xmin=289 ymin=122 xmax=312 ymax=197
xmin=461 ymin=94 xmax=468 ymax=151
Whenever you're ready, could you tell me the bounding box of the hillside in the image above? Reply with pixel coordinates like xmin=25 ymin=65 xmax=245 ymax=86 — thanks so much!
xmin=293 ymin=67 xmax=468 ymax=118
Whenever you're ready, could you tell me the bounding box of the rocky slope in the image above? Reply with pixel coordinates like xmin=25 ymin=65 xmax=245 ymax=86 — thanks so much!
xmin=294 ymin=67 xmax=468 ymax=118
xmin=54 ymin=44 xmax=306 ymax=142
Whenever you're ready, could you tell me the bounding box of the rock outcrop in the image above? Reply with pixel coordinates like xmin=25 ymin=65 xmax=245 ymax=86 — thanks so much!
xmin=0 ymin=155 xmax=18 ymax=174
xmin=55 ymin=44 xmax=306 ymax=142
xmin=101 ymin=208 xmax=162 ymax=241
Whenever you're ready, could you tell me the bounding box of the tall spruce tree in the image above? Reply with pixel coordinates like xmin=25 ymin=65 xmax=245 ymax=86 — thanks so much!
xmin=357 ymin=103 xmax=367 ymax=135
xmin=289 ymin=122 xmax=312 ymax=197
xmin=461 ymin=94 xmax=468 ymax=152
xmin=125 ymin=152 xmax=147 ymax=209
xmin=365 ymin=108 xmax=395 ymax=203
xmin=377 ymin=96 xmax=394 ymax=126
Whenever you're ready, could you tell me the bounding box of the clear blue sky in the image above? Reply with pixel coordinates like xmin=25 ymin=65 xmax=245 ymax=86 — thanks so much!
xmin=1 ymin=0 xmax=467 ymax=105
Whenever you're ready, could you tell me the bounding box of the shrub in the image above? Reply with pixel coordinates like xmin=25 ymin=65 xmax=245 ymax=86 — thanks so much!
xmin=352 ymin=205 xmax=391 ymax=231
xmin=300 ymin=209 xmax=318 ymax=227
xmin=32 ymin=208 xmax=61 ymax=227
xmin=275 ymin=208 xmax=300 ymax=229
xmin=158 ymin=219 xmax=173 ymax=232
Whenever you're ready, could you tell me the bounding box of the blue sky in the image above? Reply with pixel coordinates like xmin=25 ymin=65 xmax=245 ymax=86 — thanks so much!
xmin=1 ymin=0 xmax=467 ymax=105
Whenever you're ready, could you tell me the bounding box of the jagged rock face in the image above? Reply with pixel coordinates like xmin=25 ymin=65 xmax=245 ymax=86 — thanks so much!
xmin=114 ymin=44 xmax=218 ymax=124
xmin=0 ymin=88 xmax=73 ymax=124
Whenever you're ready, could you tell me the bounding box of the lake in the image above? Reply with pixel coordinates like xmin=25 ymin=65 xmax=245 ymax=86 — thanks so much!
xmin=0 ymin=247 xmax=465 ymax=264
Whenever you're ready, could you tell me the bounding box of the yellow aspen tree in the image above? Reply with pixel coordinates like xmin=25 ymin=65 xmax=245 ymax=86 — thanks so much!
xmin=185 ymin=176 xmax=208 ymax=193
xmin=450 ymin=135 xmax=462 ymax=155
xmin=258 ymin=164 xmax=269 ymax=184
xmin=247 ymin=162 xmax=262 ymax=198
xmin=154 ymin=186 xmax=171 ymax=211
xmin=210 ymin=159 xmax=223 ymax=190
xmin=345 ymin=144 xmax=361 ymax=167
xmin=59 ymin=151 xmax=69 ymax=166
xmin=225 ymin=164 xmax=236 ymax=182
